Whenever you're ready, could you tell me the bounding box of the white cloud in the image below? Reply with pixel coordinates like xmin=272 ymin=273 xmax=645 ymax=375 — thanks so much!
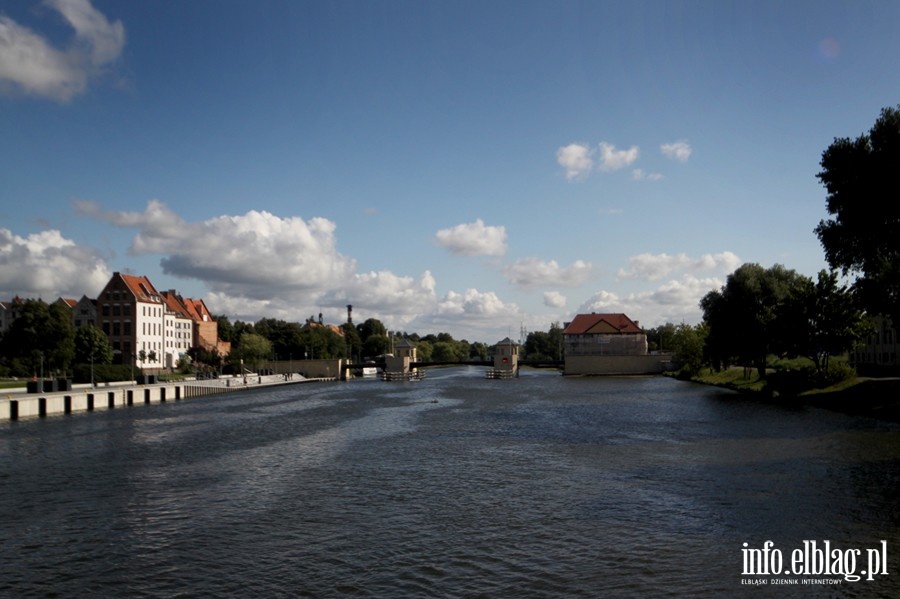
xmin=0 ymin=227 xmax=110 ymax=297
xmin=577 ymin=274 xmax=724 ymax=328
xmin=616 ymin=251 xmax=740 ymax=282
xmin=0 ymin=0 xmax=124 ymax=101
xmin=556 ymin=143 xmax=594 ymax=180
xmin=434 ymin=219 xmax=508 ymax=256
xmin=632 ymin=169 xmax=663 ymax=181
xmin=543 ymin=291 xmax=566 ymax=308
xmin=505 ymin=257 xmax=592 ymax=288
xmin=661 ymin=141 xmax=692 ymax=162
xmin=597 ymin=142 xmax=639 ymax=171
xmin=78 ymin=200 xmax=526 ymax=341
xmin=78 ymin=200 xmax=357 ymax=300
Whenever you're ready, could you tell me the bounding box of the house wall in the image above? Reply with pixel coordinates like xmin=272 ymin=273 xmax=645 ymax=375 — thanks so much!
xmin=564 ymin=333 xmax=648 ymax=356
xmin=853 ymin=315 xmax=899 ymax=370
xmin=564 ymin=355 xmax=667 ymax=375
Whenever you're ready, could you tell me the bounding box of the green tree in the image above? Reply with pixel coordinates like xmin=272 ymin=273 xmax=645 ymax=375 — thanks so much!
xmin=645 ymin=323 xmax=677 ymax=353
xmin=232 ymin=332 xmax=273 ymax=370
xmin=214 ymin=315 xmax=234 ymax=343
xmin=357 ymin=317 xmax=386 ymax=340
xmin=700 ymin=263 xmax=809 ymax=378
xmin=815 ymin=105 xmax=900 ymax=325
xmin=784 ymin=270 xmax=869 ymax=372
xmin=74 ymin=326 xmax=113 ymax=365
xmin=341 ymin=323 xmax=362 ymax=360
xmin=0 ymin=299 xmax=75 ymax=376
xmin=669 ymin=323 xmax=707 ymax=377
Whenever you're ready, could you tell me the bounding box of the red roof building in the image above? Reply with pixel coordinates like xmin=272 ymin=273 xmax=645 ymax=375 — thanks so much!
xmin=562 ymin=313 xmax=647 ymax=356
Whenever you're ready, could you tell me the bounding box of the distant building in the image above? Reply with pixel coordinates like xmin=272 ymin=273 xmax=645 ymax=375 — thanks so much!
xmin=487 ymin=337 xmax=519 ymax=379
xmin=0 ymin=296 xmax=25 ymax=334
xmin=160 ymin=290 xmax=196 ymax=370
xmin=71 ymin=296 xmax=97 ymax=330
xmin=562 ymin=313 xmax=648 ymax=356
xmin=853 ymin=315 xmax=899 ymax=373
xmin=562 ymin=313 xmax=663 ymax=375
xmin=97 ymin=272 xmax=166 ymax=368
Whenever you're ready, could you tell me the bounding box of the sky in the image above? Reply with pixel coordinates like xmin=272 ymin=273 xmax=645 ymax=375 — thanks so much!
xmin=2 ymin=0 xmax=899 ymax=343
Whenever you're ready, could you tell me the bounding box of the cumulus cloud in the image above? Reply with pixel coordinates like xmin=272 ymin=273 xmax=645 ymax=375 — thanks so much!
xmin=78 ymin=200 xmax=357 ymax=300
xmin=558 ymin=141 xmax=640 ymax=179
xmin=632 ymin=169 xmax=663 ymax=181
xmin=577 ymin=274 xmax=724 ymax=328
xmin=597 ymin=142 xmax=639 ymax=171
xmin=434 ymin=219 xmax=508 ymax=257
xmin=616 ymin=251 xmax=740 ymax=282
xmin=660 ymin=141 xmax=692 ymax=162
xmin=0 ymin=227 xmax=110 ymax=297
xmin=0 ymin=0 xmax=125 ymax=101
xmin=543 ymin=291 xmax=566 ymax=308
xmin=504 ymin=257 xmax=592 ymax=288
xmin=556 ymin=143 xmax=594 ymax=180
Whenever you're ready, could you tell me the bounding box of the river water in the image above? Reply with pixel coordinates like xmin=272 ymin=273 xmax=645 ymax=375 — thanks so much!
xmin=1 ymin=368 xmax=898 ymax=597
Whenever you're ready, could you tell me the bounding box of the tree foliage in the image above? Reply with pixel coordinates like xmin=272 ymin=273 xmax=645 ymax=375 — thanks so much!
xmin=701 ymin=264 xmax=809 ymax=378
xmin=701 ymin=263 xmax=868 ymax=379
xmin=815 ymin=105 xmax=900 ymax=324
xmin=74 ymin=325 xmax=113 ymax=365
xmin=523 ymin=323 xmax=563 ymax=360
xmin=0 ymin=299 xmax=75 ymax=376
xmin=232 ymin=332 xmax=273 ymax=370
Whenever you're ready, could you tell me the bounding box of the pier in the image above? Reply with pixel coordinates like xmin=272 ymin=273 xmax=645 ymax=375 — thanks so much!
xmin=0 ymin=374 xmax=333 ymax=421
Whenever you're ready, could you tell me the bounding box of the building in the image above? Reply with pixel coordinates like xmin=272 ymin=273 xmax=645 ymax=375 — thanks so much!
xmin=563 ymin=313 xmax=648 ymax=356
xmin=487 ymin=337 xmax=519 ymax=378
xmin=562 ymin=313 xmax=664 ymax=375
xmin=71 ymin=296 xmax=97 ymax=330
xmin=97 ymin=272 xmax=166 ymax=369
xmin=853 ymin=315 xmax=899 ymax=373
xmin=0 ymin=296 xmax=25 ymax=334
xmin=160 ymin=291 xmax=196 ymax=370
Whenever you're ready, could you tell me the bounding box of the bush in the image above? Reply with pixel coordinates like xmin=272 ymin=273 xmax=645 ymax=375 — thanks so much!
xmin=766 ymin=360 xmax=856 ymax=396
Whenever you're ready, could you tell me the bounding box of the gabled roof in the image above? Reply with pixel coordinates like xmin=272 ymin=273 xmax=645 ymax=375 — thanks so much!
xmin=116 ymin=273 xmax=163 ymax=303
xmin=562 ymin=313 xmax=642 ymax=335
xmin=494 ymin=336 xmax=518 ymax=346
xmin=56 ymin=297 xmax=78 ymax=308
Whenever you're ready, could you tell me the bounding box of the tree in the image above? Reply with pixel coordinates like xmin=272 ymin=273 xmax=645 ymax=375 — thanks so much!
xmin=669 ymin=323 xmax=707 ymax=377
xmin=214 ymin=315 xmax=234 ymax=343
xmin=0 ymin=299 xmax=74 ymax=376
xmin=700 ymin=263 xmax=809 ymax=378
xmin=815 ymin=105 xmax=900 ymax=325
xmin=783 ymin=270 xmax=869 ymax=372
xmin=74 ymin=326 xmax=113 ymax=365
xmin=232 ymin=332 xmax=272 ymax=371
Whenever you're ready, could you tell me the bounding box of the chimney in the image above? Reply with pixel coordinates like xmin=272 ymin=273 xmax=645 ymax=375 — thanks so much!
xmin=347 ymin=304 xmax=353 ymax=324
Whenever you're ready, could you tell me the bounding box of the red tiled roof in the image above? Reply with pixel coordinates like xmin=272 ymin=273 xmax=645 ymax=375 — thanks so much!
xmin=118 ymin=273 xmax=162 ymax=303
xmin=562 ymin=313 xmax=643 ymax=335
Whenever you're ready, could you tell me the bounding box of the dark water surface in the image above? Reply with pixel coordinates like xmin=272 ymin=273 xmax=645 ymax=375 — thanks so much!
xmin=1 ymin=368 xmax=899 ymax=597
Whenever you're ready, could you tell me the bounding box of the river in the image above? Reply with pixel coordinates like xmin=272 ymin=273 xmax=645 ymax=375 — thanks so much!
xmin=1 ymin=367 xmax=898 ymax=597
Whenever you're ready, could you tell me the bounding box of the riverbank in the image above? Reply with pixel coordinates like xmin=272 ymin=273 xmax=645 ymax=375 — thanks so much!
xmin=0 ymin=373 xmax=335 ymax=421
xmin=681 ymin=368 xmax=900 ymax=422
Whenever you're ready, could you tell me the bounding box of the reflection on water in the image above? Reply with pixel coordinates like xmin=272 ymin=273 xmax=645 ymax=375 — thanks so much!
xmin=1 ymin=369 xmax=898 ymax=597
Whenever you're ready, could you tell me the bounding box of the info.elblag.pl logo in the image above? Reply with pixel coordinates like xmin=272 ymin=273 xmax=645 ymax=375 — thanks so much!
xmin=741 ymin=540 xmax=889 ymax=584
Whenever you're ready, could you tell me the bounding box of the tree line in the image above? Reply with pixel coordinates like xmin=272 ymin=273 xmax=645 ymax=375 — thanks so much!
xmin=646 ymin=105 xmax=900 ymax=387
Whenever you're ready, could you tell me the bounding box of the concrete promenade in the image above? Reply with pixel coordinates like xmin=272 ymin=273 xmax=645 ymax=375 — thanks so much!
xmin=0 ymin=374 xmax=335 ymax=421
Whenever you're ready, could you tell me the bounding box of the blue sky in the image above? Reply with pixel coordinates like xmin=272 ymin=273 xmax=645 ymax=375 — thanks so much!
xmin=2 ymin=0 xmax=899 ymax=342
